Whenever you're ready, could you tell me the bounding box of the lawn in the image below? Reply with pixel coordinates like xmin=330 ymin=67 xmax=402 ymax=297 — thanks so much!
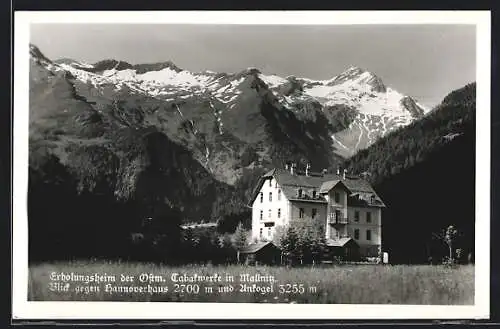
xmin=28 ymin=261 xmax=474 ymax=304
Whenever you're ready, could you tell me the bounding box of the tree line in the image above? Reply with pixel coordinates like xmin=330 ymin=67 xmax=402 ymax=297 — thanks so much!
xmin=341 ymin=83 xmax=476 ymax=264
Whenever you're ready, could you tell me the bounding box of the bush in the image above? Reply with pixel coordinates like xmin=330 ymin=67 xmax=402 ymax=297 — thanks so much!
xmin=279 ymin=220 xmax=327 ymax=265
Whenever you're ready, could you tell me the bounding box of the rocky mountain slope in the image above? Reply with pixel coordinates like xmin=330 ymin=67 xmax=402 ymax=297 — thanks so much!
xmin=29 ymin=45 xmax=227 ymax=226
xmin=343 ymin=83 xmax=476 ymax=264
xmin=31 ymin=44 xmax=428 ymax=185
xmin=29 ymin=43 xmax=467 ymax=263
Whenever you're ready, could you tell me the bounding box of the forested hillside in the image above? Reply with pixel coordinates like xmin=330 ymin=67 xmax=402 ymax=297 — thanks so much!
xmin=28 ymin=43 xmax=474 ymax=264
xmin=343 ymin=83 xmax=476 ymax=263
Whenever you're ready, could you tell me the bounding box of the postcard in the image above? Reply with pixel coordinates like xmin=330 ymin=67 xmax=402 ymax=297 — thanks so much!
xmin=12 ymin=10 xmax=491 ymax=320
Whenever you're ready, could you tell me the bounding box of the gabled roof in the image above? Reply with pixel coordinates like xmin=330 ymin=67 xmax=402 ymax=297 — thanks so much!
xmin=240 ymin=241 xmax=280 ymax=254
xmin=348 ymin=192 xmax=386 ymax=207
xmin=319 ymin=180 xmax=350 ymax=194
xmin=249 ymin=168 xmax=385 ymax=207
xmin=326 ymin=237 xmax=358 ymax=247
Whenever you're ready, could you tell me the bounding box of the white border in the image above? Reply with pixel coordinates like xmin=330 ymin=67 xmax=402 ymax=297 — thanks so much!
xmin=13 ymin=11 xmax=491 ymax=320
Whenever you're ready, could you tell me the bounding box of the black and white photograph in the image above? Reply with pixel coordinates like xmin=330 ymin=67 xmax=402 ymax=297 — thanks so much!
xmin=13 ymin=11 xmax=490 ymax=320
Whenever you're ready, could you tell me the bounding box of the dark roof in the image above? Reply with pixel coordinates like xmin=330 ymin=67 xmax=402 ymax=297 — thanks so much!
xmin=240 ymin=241 xmax=280 ymax=254
xmin=326 ymin=237 xmax=358 ymax=247
xmin=250 ymin=168 xmax=385 ymax=207
xmin=319 ymin=180 xmax=351 ymax=194
xmin=348 ymin=192 xmax=386 ymax=207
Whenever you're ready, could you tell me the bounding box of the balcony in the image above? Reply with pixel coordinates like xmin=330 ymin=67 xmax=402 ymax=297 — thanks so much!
xmin=328 ymin=213 xmax=348 ymax=224
xmin=329 ymin=233 xmax=350 ymax=240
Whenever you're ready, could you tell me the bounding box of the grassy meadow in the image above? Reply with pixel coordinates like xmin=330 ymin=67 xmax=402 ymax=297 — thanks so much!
xmin=28 ymin=261 xmax=474 ymax=304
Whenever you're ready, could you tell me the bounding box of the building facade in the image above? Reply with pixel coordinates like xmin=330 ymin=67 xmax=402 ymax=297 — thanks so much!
xmin=250 ymin=166 xmax=385 ymax=259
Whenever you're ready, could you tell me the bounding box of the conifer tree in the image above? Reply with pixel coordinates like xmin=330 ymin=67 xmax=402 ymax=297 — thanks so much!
xmin=232 ymin=222 xmax=248 ymax=263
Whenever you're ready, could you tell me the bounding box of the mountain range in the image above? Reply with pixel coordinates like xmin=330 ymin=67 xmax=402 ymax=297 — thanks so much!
xmin=27 ymin=44 xmax=473 ymax=263
xmin=30 ymin=44 xmax=429 ymax=185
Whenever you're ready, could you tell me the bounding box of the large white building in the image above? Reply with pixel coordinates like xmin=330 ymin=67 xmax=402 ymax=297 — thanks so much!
xmin=249 ymin=165 xmax=386 ymax=259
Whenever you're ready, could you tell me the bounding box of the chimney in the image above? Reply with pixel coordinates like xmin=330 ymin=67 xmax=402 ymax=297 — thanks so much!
xmin=306 ymin=163 xmax=311 ymax=176
xmin=291 ymin=163 xmax=296 ymax=175
xmin=343 ymin=169 xmax=347 ymax=180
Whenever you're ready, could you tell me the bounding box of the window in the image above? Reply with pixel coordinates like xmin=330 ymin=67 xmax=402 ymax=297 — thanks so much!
xmin=334 ymin=192 xmax=340 ymax=203
xmin=269 ymin=192 xmax=272 ymax=202
xmin=298 ymin=189 xmax=303 ymax=198
xmin=259 ymin=228 xmax=263 ymax=238
xmin=354 ymin=229 xmax=360 ymax=240
xmin=260 ymin=192 xmax=263 ymax=203
xmin=366 ymin=229 xmax=372 ymax=241
xmin=366 ymin=212 xmax=372 ymax=223
xmin=354 ymin=211 xmax=360 ymax=222
xmin=269 ymin=179 xmax=272 ymax=187
xmin=278 ymin=208 xmax=281 ymax=218
xmin=299 ymin=208 xmax=304 ymax=218
xmin=312 ymin=208 xmax=317 ymax=218
xmin=312 ymin=190 xmax=317 ymax=199
xmin=260 ymin=210 xmax=263 ymax=220
xmin=268 ymin=227 xmax=272 ymax=237
xmin=268 ymin=209 xmax=271 ymax=219
xmin=278 ymin=189 xmax=281 ymax=201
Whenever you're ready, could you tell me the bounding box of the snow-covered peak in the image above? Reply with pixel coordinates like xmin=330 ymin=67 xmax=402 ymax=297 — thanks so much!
xmin=30 ymin=43 xmax=430 ymax=158
xmin=343 ymin=65 xmax=366 ymax=76
xmin=245 ymin=67 xmax=261 ymax=73
xmin=258 ymin=73 xmax=288 ymax=88
xmin=54 ymin=58 xmax=95 ymax=70
xmin=326 ymin=66 xmax=386 ymax=92
xmin=234 ymin=67 xmax=261 ymax=77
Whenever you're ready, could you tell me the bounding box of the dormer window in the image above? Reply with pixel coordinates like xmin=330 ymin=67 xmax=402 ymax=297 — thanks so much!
xmin=298 ymin=189 xmax=303 ymax=198
xmin=312 ymin=190 xmax=317 ymax=199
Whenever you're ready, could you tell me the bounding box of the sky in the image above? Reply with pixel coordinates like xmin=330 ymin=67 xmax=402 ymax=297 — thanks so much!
xmin=30 ymin=24 xmax=476 ymax=108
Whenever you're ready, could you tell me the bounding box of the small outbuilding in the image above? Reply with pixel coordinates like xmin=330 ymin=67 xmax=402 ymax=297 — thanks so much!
xmin=240 ymin=241 xmax=281 ymax=265
xmin=326 ymin=237 xmax=360 ymax=261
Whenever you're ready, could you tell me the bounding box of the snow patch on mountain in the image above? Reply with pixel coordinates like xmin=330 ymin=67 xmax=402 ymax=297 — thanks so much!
xmin=258 ymin=74 xmax=287 ymax=88
xmin=30 ymin=44 xmax=430 ymax=159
